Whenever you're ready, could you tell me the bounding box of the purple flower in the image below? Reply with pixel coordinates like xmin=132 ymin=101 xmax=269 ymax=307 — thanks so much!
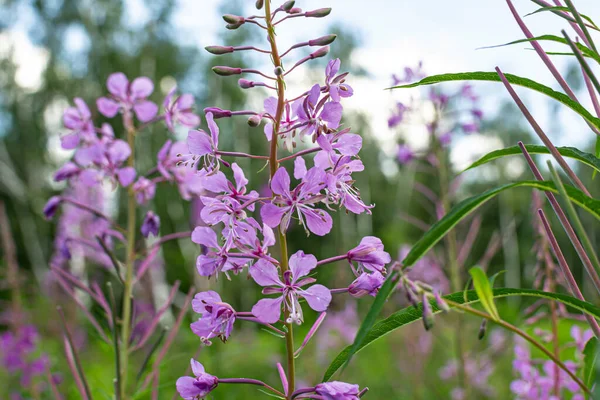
xmin=250 ymin=251 xmax=331 ymax=324
xmin=176 ymin=359 xmax=218 ymax=400
xmin=260 ymin=166 xmax=332 ymax=236
xmin=43 ymin=196 xmax=62 ymax=219
xmin=318 ymin=154 xmax=372 ymax=215
xmin=61 ymin=98 xmax=94 ymax=149
xmin=185 ymin=112 xmax=221 ymax=171
xmin=156 ymin=140 xmax=203 ymax=200
xmin=396 ymin=144 xmax=414 ymax=165
xmin=295 ymin=83 xmax=343 ymax=138
xmin=347 ymin=236 xmax=391 ymax=273
xmin=348 ymin=271 xmax=385 ymax=298
xmin=316 ymin=128 xmax=362 ymax=158
xmin=163 ymin=85 xmax=201 ymax=131
xmin=388 ymin=102 xmax=408 ymax=128
xmin=75 ymin=139 xmax=136 ymax=187
xmin=315 ymin=381 xmax=361 ymax=400
xmin=571 ymin=326 xmax=593 ymax=352
xmin=325 ymin=59 xmax=353 ymax=102
xmin=191 ymin=226 xmax=251 ymax=276
xmin=191 ymin=291 xmax=236 ymax=344
xmin=141 ymin=211 xmax=160 ymax=238
xmin=461 ymin=122 xmax=478 ymax=134
xmin=263 ymin=97 xmax=298 ymax=146
xmin=133 ymin=177 xmax=156 ymax=205
xmin=97 ymin=72 xmax=158 ymax=122
xmin=200 ymin=163 xmax=259 ymax=208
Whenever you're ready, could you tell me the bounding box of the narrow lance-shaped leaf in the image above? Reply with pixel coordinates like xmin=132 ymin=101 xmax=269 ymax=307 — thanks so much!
xmin=322 ymin=288 xmax=600 ymax=381
xmin=402 ymin=180 xmax=600 ymax=268
xmin=469 ymin=267 xmax=500 ymax=321
xmin=583 ymin=337 xmax=598 ymax=400
xmin=525 ymin=5 xmax=599 ymax=31
xmin=389 ymin=72 xmax=600 ymax=129
xmin=461 ymin=144 xmax=600 ymax=174
xmin=479 ymin=35 xmax=600 ymax=64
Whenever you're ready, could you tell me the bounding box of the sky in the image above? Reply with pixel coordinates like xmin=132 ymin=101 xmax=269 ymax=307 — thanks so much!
xmin=170 ymin=0 xmax=600 ymax=169
xmin=5 ymin=0 xmax=600 ymax=169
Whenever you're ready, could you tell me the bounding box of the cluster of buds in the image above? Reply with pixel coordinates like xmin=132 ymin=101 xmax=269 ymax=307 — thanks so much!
xmin=399 ymin=271 xmax=449 ymax=331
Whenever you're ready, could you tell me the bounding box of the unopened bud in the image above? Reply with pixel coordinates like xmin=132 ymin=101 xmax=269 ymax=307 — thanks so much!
xmin=289 ymin=7 xmax=302 ymax=14
xmin=310 ymin=46 xmax=329 ymax=59
xmin=305 ymin=8 xmax=332 ymax=18
xmin=238 ymin=79 xmax=255 ymax=89
xmin=478 ymin=319 xmax=487 ymax=340
xmin=255 ymin=0 xmax=264 ymax=9
xmin=205 ymin=45 xmax=234 ymax=55
xmin=282 ymin=1 xmax=295 ymax=11
xmin=247 ymin=115 xmax=262 ymax=127
xmin=203 ymin=107 xmax=233 ymax=119
xmin=433 ymin=291 xmax=450 ymax=313
xmin=223 ymin=14 xmax=244 ymax=24
xmin=422 ymin=293 xmax=434 ymax=331
xmin=212 ymin=66 xmax=242 ymax=76
xmin=226 ymin=22 xmax=244 ymax=30
xmin=308 ymin=34 xmax=337 ymax=47
xmin=274 ymin=66 xmax=284 ymax=76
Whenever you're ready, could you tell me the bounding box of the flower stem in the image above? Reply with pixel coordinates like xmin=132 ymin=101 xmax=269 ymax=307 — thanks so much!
xmin=264 ymin=1 xmax=295 ymax=397
xmin=120 ymin=116 xmax=137 ymax=398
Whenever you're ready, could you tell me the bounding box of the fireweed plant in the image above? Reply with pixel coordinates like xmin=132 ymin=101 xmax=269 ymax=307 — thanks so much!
xmin=40 ymin=0 xmax=600 ymax=399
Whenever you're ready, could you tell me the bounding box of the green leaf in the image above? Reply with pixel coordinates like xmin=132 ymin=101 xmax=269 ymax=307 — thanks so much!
xmin=489 ymin=270 xmax=506 ymax=288
xmin=469 ymin=267 xmax=500 ymax=321
xmin=341 ymin=270 xmax=399 ymax=373
xmin=594 ymin=137 xmax=600 ymax=180
xmin=480 ymin=34 xmax=600 ymax=64
xmin=584 ymin=337 xmax=599 ymax=399
xmin=461 ymin=144 xmax=600 ymax=174
xmin=389 ymin=72 xmax=600 ymax=129
xmin=526 ymin=4 xmax=600 ymax=31
xmin=402 ymin=180 xmax=600 ymax=268
xmin=322 ymin=288 xmax=600 ymax=381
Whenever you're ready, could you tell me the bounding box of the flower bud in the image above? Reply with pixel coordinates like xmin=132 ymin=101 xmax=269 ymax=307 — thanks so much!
xmin=310 ymin=46 xmax=329 ymax=59
xmin=422 ymin=293 xmax=434 ymax=331
xmin=203 ymin=107 xmax=232 ymax=119
xmin=255 ymin=0 xmax=264 ymax=9
xmin=308 ymin=34 xmax=337 ymax=47
xmin=282 ymin=1 xmax=295 ymax=11
xmin=247 ymin=115 xmax=262 ymax=127
xmin=238 ymin=79 xmax=255 ymax=89
xmin=274 ymin=66 xmax=284 ymax=76
xmin=212 ymin=66 xmax=242 ymax=76
xmin=226 ymin=22 xmax=244 ymax=30
xmin=43 ymin=196 xmax=62 ymax=220
xmin=205 ymin=45 xmax=234 ymax=55
xmin=289 ymin=7 xmax=302 ymax=14
xmin=223 ymin=14 xmax=244 ymax=24
xmin=305 ymin=8 xmax=332 ymax=18
xmin=478 ymin=319 xmax=487 ymax=340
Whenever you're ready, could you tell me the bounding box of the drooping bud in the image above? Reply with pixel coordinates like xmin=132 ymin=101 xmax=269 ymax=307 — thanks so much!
xmin=309 ymin=46 xmax=329 ymax=59
xmin=255 ymin=0 xmax=264 ymax=9
xmin=308 ymin=34 xmax=337 ymax=47
xmin=212 ymin=66 xmax=242 ymax=76
xmin=405 ymin=286 xmax=419 ymax=309
xmin=43 ymin=196 xmax=62 ymax=220
xmin=238 ymin=79 xmax=255 ymax=89
xmin=305 ymin=8 xmax=332 ymax=18
xmin=282 ymin=1 xmax=295 ymax=11
xmin=205 ymin=45 xmax=234 ymax=55
xmin=141 ymin=211 xmax=160 ymax=238
xmin=226 ymin=22 xmax=244 ymax=30
xmin=247 ymin=115 xmax=262 ymax=127
xmin=223 ymin=14 xmax=244 ymax=24
xmin=422 ymin=293 xmax=434 ymax=331
xmin=203 ymin=107 xmax=233 ymax=119
xmin=289 ymin=7 xmax=302 ymax=14
xmin=433 ymin=291 xmax=450 ymax=312
xmin=274 ymin=66 xmax=284 ymax=76
xmin=478 ymin=319 xmax=487 ymax=340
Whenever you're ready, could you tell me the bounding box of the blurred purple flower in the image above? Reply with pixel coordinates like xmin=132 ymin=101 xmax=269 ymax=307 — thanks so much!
xmin=61 ymin=98 xmax=94 ymax=149
xmin=141 ymin=211 xmax=160 ymax=238
xmin=176 ymin=359 xmax=218 ymax=399
xmin=315 ymin=381 xmax=361 ymax=400
xmin=163 ymin=85 xmax=201 ymax=131
xmin=97 ymin=72 xmax=158 ymax=122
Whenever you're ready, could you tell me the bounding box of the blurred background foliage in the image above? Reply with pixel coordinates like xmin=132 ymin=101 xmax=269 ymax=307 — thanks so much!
xmin=1 ymin=0 xmax=599 ymax=398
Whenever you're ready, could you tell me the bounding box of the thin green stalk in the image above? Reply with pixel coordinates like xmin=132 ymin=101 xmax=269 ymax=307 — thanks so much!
xmin=120 ymin=118 xmax=138 ymax=397
xmin=446 ymin=299 xmax=591 ymax=395
xmin=547 ymin=162 xmax=600 ymax=276
xmin=265 ymin=1 xmax=295 ymax=396
xmin=107 ymin=283 xmax=121 ymax=400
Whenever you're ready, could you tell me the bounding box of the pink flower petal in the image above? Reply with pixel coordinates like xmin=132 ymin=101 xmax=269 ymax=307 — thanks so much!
xmin=133 ymin=100 xmax=158 ymax=122
xmin=301 ymin=284 xmax=331 ymax=312
xmin=252 ymin=297 xmax=284 ymax=324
